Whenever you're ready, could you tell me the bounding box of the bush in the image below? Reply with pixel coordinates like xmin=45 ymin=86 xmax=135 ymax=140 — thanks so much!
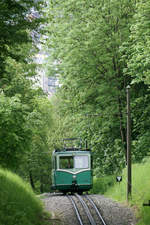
xmin=0 ymin=168 xmax=45 ymax=225
xmin=90 ymin=175 xmax=115 ymax=194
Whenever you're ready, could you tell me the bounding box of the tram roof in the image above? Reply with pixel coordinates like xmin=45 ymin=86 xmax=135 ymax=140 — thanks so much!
xmin=54 ymin=148 xmax=91 ymax=153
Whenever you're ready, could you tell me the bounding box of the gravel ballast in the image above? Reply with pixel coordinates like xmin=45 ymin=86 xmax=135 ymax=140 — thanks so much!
xmin=41 ymin=193 xmax=137 ymax=225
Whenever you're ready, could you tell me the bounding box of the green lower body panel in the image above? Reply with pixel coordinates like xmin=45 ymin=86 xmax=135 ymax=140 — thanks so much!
xmin=52 ymin=170 xmax=93 ymax=192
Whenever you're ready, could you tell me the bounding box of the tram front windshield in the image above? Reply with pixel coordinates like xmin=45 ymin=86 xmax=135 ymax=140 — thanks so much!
xmin=59 ymin=155 xmax=89 ymax=169
xmin=74 ymin=155 xmax=88 ymax=169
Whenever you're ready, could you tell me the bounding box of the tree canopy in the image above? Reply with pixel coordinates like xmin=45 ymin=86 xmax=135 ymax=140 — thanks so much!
xmin=45 ymin=0 xmax=150 ymax=175
xmin=0 ymin=0 xmax=51 ymax=170
xmin=1 ymin=0 xmax=150 ymax=190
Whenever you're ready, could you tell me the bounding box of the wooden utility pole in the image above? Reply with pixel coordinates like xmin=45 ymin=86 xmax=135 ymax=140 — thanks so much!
xmin=126 ymin=85 xmax=132 ymax=201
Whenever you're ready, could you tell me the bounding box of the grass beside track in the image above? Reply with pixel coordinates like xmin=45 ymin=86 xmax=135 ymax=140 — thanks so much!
xmin=103 ymin=158 xmax=150 ymax=225
xmin=91 ymin=158 xmax=150 ymax=224
xmin=0 ymin=168 xmax=51 ymax=225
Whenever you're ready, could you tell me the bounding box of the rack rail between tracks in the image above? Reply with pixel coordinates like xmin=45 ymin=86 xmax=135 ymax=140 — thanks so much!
xmin=67 ymin=194 xmax=107 ymax=225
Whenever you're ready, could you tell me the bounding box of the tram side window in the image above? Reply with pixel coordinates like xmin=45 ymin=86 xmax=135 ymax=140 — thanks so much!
xmin=52 ymin=156 xmax=57 ymax=169
xmin=52 ymin=157 xmax=54 ymax=169
xmin=59 ymin=156 xmax=73 ymax=169
xmin=74 ymin=155 xmax=89 ymax=169
xmin=55 ymin=156 xmax=57 ymax=169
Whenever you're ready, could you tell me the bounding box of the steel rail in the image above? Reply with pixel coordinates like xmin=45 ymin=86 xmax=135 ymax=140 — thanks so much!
xmin=67 ymin=195 xmax=84 ymax=225
xmin=75 ymin=193 xmax=96 ymax=225
xmin=85 ymin=195 xmax=107 ymax=225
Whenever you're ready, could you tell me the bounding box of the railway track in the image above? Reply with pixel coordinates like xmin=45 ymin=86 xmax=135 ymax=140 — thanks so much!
xmin=67 ymin=194 xmax=107 ymax=225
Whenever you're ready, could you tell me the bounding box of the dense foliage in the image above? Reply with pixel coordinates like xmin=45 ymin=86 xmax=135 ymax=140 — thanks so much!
xmin=45 ymin=0 xmax=150 ymax=176
xmin=17 ymin=97 xmax=53 ymax=193
xmin=122 ymin=0 xmax=150 ymax=163
xmin=1 ymin=0 xmax=150 ymax=193
xmin=0 ymin=0 xmax=54 ymax=192
xmin=0 ymin=0 xmax=45 ymax=80
xmin=0 ymin=168 xmax=49 ymax=225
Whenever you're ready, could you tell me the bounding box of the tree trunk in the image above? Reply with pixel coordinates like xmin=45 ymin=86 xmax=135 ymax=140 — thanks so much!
xmin=40 ymin=174 xmax=44 ymax=193
xmin=29 ymin=170 xmax=35 ymax=190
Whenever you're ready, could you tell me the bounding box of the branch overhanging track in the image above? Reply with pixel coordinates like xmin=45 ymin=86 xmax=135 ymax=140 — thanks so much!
xmin=67 ymin=194 xmax=107 ymax=225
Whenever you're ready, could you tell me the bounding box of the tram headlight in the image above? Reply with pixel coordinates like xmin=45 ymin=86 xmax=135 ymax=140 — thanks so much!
xmin=73 ymin=175 xmax=76 ymax=179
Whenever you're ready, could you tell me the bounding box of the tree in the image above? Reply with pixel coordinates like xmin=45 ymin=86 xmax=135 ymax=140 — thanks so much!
xmin=121 ymin=0 xmax=150 ymax=162
xmin=123 ymin=0 xmax=150 ymax=85
xmin=0 ymin=0 xmax=50 ymax=169
xmin=45 ymin=0 xmax=135 ymax=174
xmin=16 ymin=97 xmax=53 ymax=193
xmin=0 ymin=0 xmax=45 ymax=82
xmin=0 ymin=93 xmax=31 ymax=168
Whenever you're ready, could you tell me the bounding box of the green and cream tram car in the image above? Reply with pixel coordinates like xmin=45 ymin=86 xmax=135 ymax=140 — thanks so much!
xmin=51 ymin=143 xmax=92 ymax=194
